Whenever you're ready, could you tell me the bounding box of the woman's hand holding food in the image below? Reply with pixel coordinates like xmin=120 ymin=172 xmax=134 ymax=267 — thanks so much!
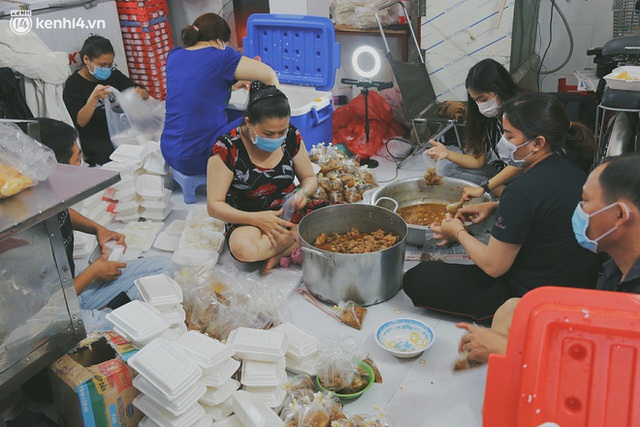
xmin=457 ymin=322 xmax=508 ymax=363
xmin=88 ymin=253 xmax=127 ymax=282
xmin=462 ymin=186 xmax=485 ymax=202
xmin=88 ymin=84 xmax=111 ymax=107
xmin=253 ymin=209 xmax=295 ymax=247
xmin=424 ymin=140 xmax=449 ymax=161
xmin=431 ymin=214 xmax=466 ymax=246
xmin=456 ymin=202 xmax=497 ymax=224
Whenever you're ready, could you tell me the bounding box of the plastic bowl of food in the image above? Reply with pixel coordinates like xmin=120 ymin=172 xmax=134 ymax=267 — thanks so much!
xmin=315 ymin=362 xmax=375 ymax=400
xmin=375 ymin=318 xmax=435 ymax=358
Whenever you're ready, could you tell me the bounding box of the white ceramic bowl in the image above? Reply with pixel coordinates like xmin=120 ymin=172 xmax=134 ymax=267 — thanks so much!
xmin=375 ymin=318 xmax=435 ymax=358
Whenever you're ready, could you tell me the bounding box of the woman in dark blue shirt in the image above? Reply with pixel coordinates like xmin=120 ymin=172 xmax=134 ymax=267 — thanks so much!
xmin=161 ymin=13 xmax=278 ymax=176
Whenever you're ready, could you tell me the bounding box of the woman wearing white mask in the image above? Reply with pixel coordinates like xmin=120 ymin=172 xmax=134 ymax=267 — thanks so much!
xmin=426 ymin=59 xmax=523 ymax=196
xmin=207 ymin=82 xmax=318 ymax=273
xmin=63 ymin=35 xmax=149 ymax=166
xmin=403 ymin=93 xmax=600 ymax=322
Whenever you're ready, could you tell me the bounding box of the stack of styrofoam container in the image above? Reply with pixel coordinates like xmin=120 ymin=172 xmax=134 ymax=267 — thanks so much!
xmin=272 ymin=322 xmax=320 ymax=377
xmin=135 ymin=273 xmax=187 ymax=335
xmin=106 ymin=300 xmax=173 ymax=348
xmin=226 ymin=328 xmax=289 ymax=410
xmin=232 ymin=390 xmax=284 ymax=427
xmin=171 ymin=207 xmax=225 ymax=267
xmin=72 ymin=189 xmax=114 ymax=229
xmin=129 ymin=339 xmax=208 ymax=427
xmin=138 ymin=174 xmax=173 ymax=221
xmin=174 ymin=331 xmax=241 ymax=421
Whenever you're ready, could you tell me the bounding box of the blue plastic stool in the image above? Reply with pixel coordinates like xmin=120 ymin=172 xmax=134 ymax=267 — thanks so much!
xmin=171 ymin=167 xmax=206 ymax=204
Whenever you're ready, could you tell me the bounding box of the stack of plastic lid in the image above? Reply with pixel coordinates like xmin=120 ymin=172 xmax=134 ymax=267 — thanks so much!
xmin=272 ymin=322 xmax=320 ymax=376
xmin=173 ymin=331 xmax=241 ymax=421
xmin=226 ymin=328 xmax=288 ymax=409
xmin=106 ymin=300 xmax=173 ymax=348
xmin=138 ymin=174 xmax=173 ymax=221
xmin=135 ymin=274 xmax=187 ymax=333
xmin=171 ymin=207 xmax=225 ymax=267
xmin=232 ymin=390 xmax=284 ymax=427
xmin=129 ymin=339 xmax=208 ymax=426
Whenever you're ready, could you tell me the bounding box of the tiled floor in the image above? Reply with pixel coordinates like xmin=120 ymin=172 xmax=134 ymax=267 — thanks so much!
xmin=17 ymin=144 xmax=488 ymax=426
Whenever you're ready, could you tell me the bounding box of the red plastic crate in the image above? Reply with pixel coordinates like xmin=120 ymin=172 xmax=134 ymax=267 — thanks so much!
xmin=117 ymin=1 xmax=167 ymax=22
xmin=120 ymin=19 xmax=168 ymax=33
xmin=484 ymin=286 xmax=640 ymax=427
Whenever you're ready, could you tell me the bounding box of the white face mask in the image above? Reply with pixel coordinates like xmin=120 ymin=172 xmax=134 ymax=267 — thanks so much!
xmin=476 ymin=96 xmax=499 ymax=118
xmin=496 ymin=134 xmax=534 ymax=167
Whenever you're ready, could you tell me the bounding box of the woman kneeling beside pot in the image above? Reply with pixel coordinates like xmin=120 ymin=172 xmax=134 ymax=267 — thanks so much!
xmin=206 ymin=81 xmax=319 ymax=273
xmin=402 ymin=93 xmax=600 ymax=322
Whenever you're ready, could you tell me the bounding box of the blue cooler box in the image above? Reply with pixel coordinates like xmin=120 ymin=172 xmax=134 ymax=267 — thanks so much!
xmin=227 ymin=14 xmax=340 ymax=151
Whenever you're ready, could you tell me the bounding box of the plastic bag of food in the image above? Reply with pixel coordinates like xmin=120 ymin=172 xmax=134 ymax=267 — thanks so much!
xmin=344 ymin=186 xmax=363 ymax=203
xmin=317 ymin=148 xmax=345 ymax=174
xmin=298 ymin=397 xmax=330 ymax=427
xmin=311 ymin=186 xmax=330 ymax=202
xmin=341 ymin=414 xmax=394 ymax=426
xmin=422 ymin=155 xmax=443 ymax=186
xmin=0 ymin=121 xmax=56 ymax=198
xmin=316 ymin=337 xmax=367 ymax=393
xmin=333 ymin=301 xmax=367 ymax=330
xmin=106 ymin=87 xmax=165 ymax=147
xmin=309 ymin=142 xmax=328 ymax=163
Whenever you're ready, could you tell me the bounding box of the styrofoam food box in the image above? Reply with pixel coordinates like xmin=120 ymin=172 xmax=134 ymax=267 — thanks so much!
xmin=232 ymin=390 xmax=283 ymax=427
xmin=159 ymin=305 xmax=187 ymax=327
xmin=211 ymin=415 xmax=243 ymax=427
xmin=202 ymin=397 xmax=234 ymax=421
xmin=240 ymin=358 xmax=286 ymax=388
xmin=144 ymin=150 xmax=169 ymax=175
xmin=133 ymin=374 xmax=207 ymax=416
xmin=179 ymin=229 xmax=224 ymax=253
xmin=284 ymin=353 xmax=318 ymax=376
xmin=116 ymin=211 xmax=141 ymax=223
xmin=226 ymin=328 xmax=288 ymax=362
xmin=137 ymin=174 xmax=165 ymax=200
xmin=193 ymin=417 xmax=214 ymax=427
xmin=133 ymin=394 xmax=205 ymax=427
xmin=171 ymin=248 xmax=220 ymax=268
xmin=106 ymin=301 xmax=168 ymax=343
xmin=135 ymin=273 xmax=183 ymax=309
xmin=110 ymin=144 xmax=150 ymax=163
xmin=186 ymin=219 xmax=225 ymax=234
xmin=113 ymin=185 xmax=137 ymax=202
xmin=121 ymin=230 xmax=156 ymax=252
xmin=604 ymin=66 xmax=640 ymax=91
xmin=201 ymin=358 xmax=241 ymax=388
xmin=271 ymin=322 xmax=319 ymax=361
xmin=243 ymin=383 xmax=287 ymax=408
xmin=141 ymin=202 xmax=174 ymax=221
xmin=123 ymin=220 xmax=165 ymax=235
xmin=128 ymin=339 xmax=203 ymax=399
xmin=114 ymin=200 xmax=139 ymax=216
xmin=165 ymin=219 xmax=186 ymax=235
xmin=174 ymin=331 xmax=235 ymax=369
xmin=199 ymin=379 xmax=240 ymax=407
xmin=186 ymin=206 xmax=219 ymax=222
xmin=101 ymin=160 xmax=140 ymax=178
xmin=154 ymin=231 xmax=180 ymax=251
xmin=140 ymin=188 xmax=171 ymax=210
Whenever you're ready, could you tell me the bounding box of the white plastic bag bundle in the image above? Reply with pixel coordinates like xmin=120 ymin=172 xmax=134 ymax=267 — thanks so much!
xmin=105 ymin=87 xmax=165 ymax=147
xmin=330 ymin=0 xmax=393 ymax=29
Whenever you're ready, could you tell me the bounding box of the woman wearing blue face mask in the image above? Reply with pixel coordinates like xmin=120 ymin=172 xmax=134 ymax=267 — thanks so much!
xmin=207 ymin=81 xmax=318 ymax=272
xmin=63 ymin=35 xmax=148 ymax=166
xmin=403 ymin=93 xmax=600 ymax=322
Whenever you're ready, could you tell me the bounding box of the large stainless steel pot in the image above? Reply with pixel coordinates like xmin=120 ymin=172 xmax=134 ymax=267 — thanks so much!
xmin=370 ymin=177 xmax=492 ymax=247
xmin=298 ymin=204 xmax=407 ymax=307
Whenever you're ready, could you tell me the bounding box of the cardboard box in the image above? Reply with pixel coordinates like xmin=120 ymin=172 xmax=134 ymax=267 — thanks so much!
xmin=49 ymin=334 xmax=142 ymax=427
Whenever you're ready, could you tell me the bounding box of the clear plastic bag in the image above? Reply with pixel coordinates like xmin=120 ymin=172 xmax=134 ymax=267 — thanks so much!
xmin=315 ymin=336 xmax=366 ymax=393
xmin=330 ymin=0 xmax=393 ymax=29
xmin=0 ymin=121 xmax=56 ymax=198
xmin=333 ymin=301 xmax=367 ymax=330
xmin=105 ymin=87 xmax=165 ymax=147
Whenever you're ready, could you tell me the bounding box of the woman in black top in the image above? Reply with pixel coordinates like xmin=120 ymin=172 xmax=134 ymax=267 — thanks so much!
xmin=403 ymin=93 xmax=600 ymax=322
xmin=63 ymin=35 xmax=148 ymax=166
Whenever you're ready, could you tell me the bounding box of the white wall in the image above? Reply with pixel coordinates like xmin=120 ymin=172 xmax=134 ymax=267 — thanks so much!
xmin=536 ymin=0 xmax=613 ymax=92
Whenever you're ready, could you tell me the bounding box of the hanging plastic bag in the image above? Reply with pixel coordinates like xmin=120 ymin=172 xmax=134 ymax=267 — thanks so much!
xmin=104 ymin=90 xmax=138 ymax=147
xmin=0 ymin=121 xmax=56 ymax=198
xmin=105 ymin=87 xmax=165 ymax=147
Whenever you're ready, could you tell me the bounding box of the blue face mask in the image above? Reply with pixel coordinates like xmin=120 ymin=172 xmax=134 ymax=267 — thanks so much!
xmin=571 ymin=201 xmax=626 ymax=253
xmin=251 ymin=128 xmax=286 ymax=153
xmin=90 ymin=63 xmax=112 ymax=81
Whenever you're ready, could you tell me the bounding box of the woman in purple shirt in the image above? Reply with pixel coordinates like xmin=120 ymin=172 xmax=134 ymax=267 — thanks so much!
xmin=161 ymin=13 xmax=278 ymax=176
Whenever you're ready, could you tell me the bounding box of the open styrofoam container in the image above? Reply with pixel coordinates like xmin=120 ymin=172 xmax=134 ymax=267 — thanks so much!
xmin=140 ymin=188 xmax=171 ymax=210
xmin=605 ymin=66 xmax=640 ymax=91
xmin=128 ymin=338 xmax=203 ymax=399
xmin=137 ymin=174 xmax=166 ymax=200
xmin=175 ymin=331 xmax=235 ymax=369
xmin=211 ymin=414 xmax=243 ymax=427
xmin=154 ymin=231 xmax=181 ymax=252
xmin=179 ymin=229 xmax=224 ymax=253
xmin=232 ymin=390 xmax=283 ymax=427
xmin=202 ymin=397 xmax=234 ymax=421
xmin=199 ymin=379 xmax=240 ymax=407
xmin=133 ymin=374 xmax=207 ymax=416
xmin=135 ymin=273 xmax=183 ymax=309
xmin=284 ymin=353 xmax=318 ymax=376
xmin=119 ymin=230 xmax=155 ymax=253
xmin=171 ymin=248 xmax=220 ymax=268
xmin=186 ymin=219 xmax=225 ymax=234
xmin=166 ymin=219 xmax=186 ymax=235
xmin=240 ymin=358 xmax=286 ymax=388
xmin=186 ymin=206 xmax=218 ymax=222
xmin=226 ymin=328 xmax=288 ymax=362
xmin=243 ymin=383 xmax=287 ymax=408
xmin=133 ymin=394 xmax=205 ymax=427
xmin=141 ymin=202 xmax=174 ymax=221
xmin=201 ymin=358 xmax=241 ymax=388
xmin=271 ymin=322 xmax=319 ymax=361
xmin=123 ymin=220 xmax=165 ymax=235
xmin=106 ymin=300 xmax=169 ymax=343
